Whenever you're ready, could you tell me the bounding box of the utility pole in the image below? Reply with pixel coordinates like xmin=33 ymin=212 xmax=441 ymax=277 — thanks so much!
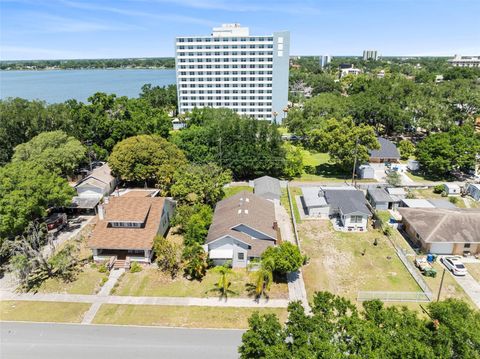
xmin=351 ymin=136 xmax=359 ymax=186
xmin=437 ymin=268 xmax=446 ymax=302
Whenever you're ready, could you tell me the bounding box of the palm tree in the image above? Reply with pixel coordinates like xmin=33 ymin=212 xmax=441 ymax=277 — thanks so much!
xmin=252 ymin=257 xmax=275 ymax=299
xmin=208 ymin=262 xmax=236 ymax=299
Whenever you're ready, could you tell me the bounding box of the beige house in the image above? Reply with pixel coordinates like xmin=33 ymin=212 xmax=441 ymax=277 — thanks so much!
xmin=88 ymin=196 xmax=175 ymax=267
xmin=399 ymin=208 xmax=480 ymax=255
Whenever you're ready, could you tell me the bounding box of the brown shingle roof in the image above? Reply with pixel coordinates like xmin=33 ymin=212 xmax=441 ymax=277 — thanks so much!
xmin=104 ymin=197 xmax=153 ymax=222
xmin=207 ymin=191 xmax=277 ymax=256
xmin=399 ymin=208 xmax=480 ymax=243
xmin=121 ymin=190 xmax=157 ymax=198
xmin=88 ymin=197 xmax=166 ymax=250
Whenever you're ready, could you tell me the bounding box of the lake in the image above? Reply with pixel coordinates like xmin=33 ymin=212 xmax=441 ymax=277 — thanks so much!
xmin=0 ymin=69 xmax=177 ymax=103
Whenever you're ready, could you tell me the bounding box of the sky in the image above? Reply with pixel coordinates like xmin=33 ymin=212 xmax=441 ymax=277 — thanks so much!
xmin=0 ymin=0 xmax=479 ymax=60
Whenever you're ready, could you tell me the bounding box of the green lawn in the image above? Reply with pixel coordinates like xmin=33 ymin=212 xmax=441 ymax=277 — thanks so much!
xmin=222 ymin=185 xmax=253 ymax=199
xmin=112 ymin=267 xmax=288 ymax=299
xmin=93 ymin=304 xmax=287 ymax=329
xmin=281 ymin=187 xmax=302 ymax=224
xmin=36 ymin=265 xmax=108 ymax=295
xmin=0 ymin=301 xmax=90 ymax=323
xmin=299 ymin=221 xmax=421 ymax=303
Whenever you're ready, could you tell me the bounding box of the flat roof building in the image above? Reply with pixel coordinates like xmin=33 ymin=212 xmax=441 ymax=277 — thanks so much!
xmin=175 ymin=24 xmax=290 ymax=122
xmin=448 ymin=55 xmax=480 ymax=68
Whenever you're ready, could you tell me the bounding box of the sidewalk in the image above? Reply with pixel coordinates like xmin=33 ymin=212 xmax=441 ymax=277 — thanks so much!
xmin=0 ymin=291 xmax=289 ymax=308
xmin=275 ymin=201 xmax=311 ymax=313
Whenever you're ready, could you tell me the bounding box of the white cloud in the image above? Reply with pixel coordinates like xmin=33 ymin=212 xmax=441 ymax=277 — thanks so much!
xmin=61 ymin=0 xmax=217 ymax=26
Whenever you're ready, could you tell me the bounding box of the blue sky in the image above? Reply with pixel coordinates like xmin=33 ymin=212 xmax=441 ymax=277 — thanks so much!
xmin=1 ymin=0 xmax=479 ymax=60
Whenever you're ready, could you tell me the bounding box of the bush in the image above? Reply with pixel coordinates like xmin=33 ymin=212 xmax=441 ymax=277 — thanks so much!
xmin=398 ymin=140 xmax=415 ymax=160
xmin=261 ymin=242 xmax=303 ymax=274
xmin=433 ymin=185 xmax=444 ymax=194
xmin=448 ymin=196 xmax=459 ymax=204
xmin=129 ymin=261 xmax=142 ymax=273
xmin=97 ymin=263 xmax=108 ymax=273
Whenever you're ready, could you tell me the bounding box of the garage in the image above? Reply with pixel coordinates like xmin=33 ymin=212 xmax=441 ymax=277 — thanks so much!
xmin=429 ymin=243 xmax=454 ymax=254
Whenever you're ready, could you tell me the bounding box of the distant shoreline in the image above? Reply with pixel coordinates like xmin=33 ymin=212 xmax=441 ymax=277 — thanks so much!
xmin=0 ymin=67 xmax=175 ymax=71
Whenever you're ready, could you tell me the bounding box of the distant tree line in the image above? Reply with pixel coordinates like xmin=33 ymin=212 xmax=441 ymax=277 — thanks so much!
xmin=0 ymin=57 xmax=175 ymax=70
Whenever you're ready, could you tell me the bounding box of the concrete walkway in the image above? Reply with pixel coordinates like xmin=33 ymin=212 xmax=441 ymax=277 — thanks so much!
xmin=98 ymin=268 xmax=124 ymax=296
xmin=275 ymin=202 xmax=311 ymax=312
xmin=81 ymin=268 xmax=125 ymax=324
xmin=0 ymin=291 xmax=289 ymax=308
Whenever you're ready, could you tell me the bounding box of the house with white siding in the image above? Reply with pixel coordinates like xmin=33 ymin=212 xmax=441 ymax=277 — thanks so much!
xmin=204 ymin=191 xmax=278 ymax=268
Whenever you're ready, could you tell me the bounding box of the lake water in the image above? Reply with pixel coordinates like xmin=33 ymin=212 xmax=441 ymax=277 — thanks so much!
xmin=0 ymin=69 xmax=177 ymax=103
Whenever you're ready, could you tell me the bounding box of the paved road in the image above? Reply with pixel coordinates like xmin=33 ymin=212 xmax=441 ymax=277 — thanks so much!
xmin=0 ymin=322 xmax=243 ymax=359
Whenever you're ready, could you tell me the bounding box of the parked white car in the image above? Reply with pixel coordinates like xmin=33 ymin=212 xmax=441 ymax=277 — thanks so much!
xmin=441 ymin=256 xmax=468 ymax=276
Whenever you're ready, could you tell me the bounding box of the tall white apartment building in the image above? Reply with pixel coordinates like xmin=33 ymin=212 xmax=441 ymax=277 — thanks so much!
xmin=448 ymin=54 xmax=480 ymax=68
xmin=175 ymin=24 xmax=290 ymax=121
xmin=363 ymin=50 xmax=378 ymax=61
xmin=319 ymin=55 xmax=331 ymax=69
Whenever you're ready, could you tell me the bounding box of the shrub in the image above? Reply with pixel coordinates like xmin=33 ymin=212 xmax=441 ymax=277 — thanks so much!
xmin=433 ymin=185 xmax=444 ymax=194
xmin=261 ymin=242 xmax=303 ymax=274
xmin=97 ymin=263 xmax=108 ymax=273
xmin=130 ymin=261 xmax=142 ymax=273
xmin=448 ymin=196 xmax=459 ymax=204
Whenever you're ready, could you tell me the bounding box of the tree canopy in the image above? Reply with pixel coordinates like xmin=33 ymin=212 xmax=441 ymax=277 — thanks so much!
xmin=239 ymin=292 xmax=480 ymax=359
xmin=0 ymin=162 xmax=75 ymax=260
xmin=12 ymin=130 xmax=86 ymax=177
xmin=108 ymin=134 xmax=187 ymax=189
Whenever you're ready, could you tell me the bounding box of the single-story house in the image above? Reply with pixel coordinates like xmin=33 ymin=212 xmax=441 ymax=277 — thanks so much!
xmin=301 ymin=187 xmax=330 ymax=218
xmin=205 ymin=191 xmax=278 ymax=268
xmin=369 ymin=137 xmax=400 ymax=163
xmin=428 ymin=199 xmax=457 ymax=209
xmin=443 ymin=183 xmax=461 ymax=196
xmin=172 ymin=118 xmax=186 ymax=130
xmin=385 ymin=187 xmax=406 ymax=199
xmin=88 ymin=196 xmax=176 ymax=265
xmin=399 ymin=208 xmax=480 ymax=255
xmin=253 ymin=176 xmax=281 ymax=201
xmin=324 ymin=190 xmax=371 ymax=231
xmin=466 ymin=183 xmax=480 ymax=201
xmin=357 ymin=164 xmax=375 ymax=179
xmin=75 ymin=163 xmax=117 ymax=199
xmin=367 ymin=187 xmax=400 ymax=211
xmin=400 ymin=199 xmax=435 ymax=208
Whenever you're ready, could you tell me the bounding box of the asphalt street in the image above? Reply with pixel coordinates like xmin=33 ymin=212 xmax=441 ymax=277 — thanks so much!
xmin=0 ymin=322 xmax=244 ymax=359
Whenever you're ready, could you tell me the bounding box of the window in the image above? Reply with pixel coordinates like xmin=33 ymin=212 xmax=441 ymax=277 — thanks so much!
xmin=464 ymin=243 xmax=471 ymax=248
xmin=350 ymin=216 xmax=363 ymax=224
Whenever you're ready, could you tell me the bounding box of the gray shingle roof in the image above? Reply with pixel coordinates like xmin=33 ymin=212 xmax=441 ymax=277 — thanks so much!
xmin=369 ymin=137 xmax=400 ymax=159
xmin=399 ymin=208 xmax=480 ymax=243
xmin=302 ymin=187 xmax=328 ymax=207
xmin=324 ymin=190 xmax=370 ymax=216
xmin=368 ymin=188 xmax=395 ymax=203
xmin=253 ymin=176 xmax=281 ymax=200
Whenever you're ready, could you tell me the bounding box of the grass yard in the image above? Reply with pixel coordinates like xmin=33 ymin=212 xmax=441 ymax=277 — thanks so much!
xmin=281 ymin=187 xmax=302 ymax=223
xmin=299 ymin=221 xmax=420 ymax=303
xmin=93 ymin=304 xmax=287 ymax=329
xmin=465 ymin=263 xmax=480 ymax=283
xmin=223 ymin=185 xmax=253 ymax=199
xmin=0 ymin=301 xmax=89 ymax=323
xmin=35 ymin=265 xmax=108 ymax=295
xmin=112 ymin=267 xmax=288 ymax=299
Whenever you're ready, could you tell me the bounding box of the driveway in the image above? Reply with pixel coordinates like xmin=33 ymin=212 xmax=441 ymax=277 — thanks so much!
xmin=275 ymin=200 xmax=311 ymax=312
xmin=439 ymin=259 xmax=480 ymax=308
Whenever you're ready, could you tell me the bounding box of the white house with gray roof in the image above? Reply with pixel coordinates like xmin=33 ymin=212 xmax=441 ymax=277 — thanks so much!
xmin=205 ymin=191 xmax=278 ymax=268
xmin=301 ymin=187 xmax=371 ymax=231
